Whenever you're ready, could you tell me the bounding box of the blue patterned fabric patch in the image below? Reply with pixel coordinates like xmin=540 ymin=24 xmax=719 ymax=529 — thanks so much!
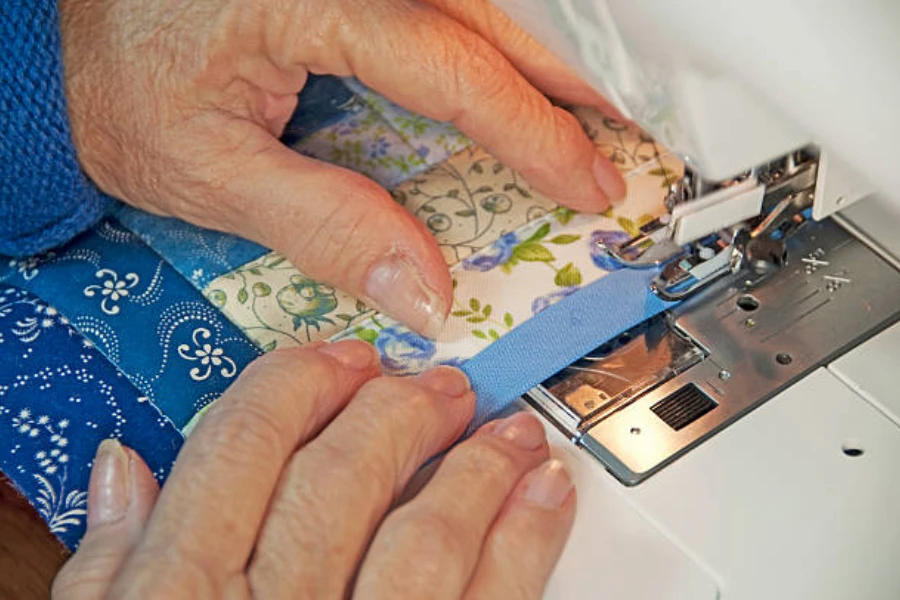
xmin=290 ymin=102 xmax=434 ymax=189
xmin=0 ymin=285 xmax=184 ymax=550
xmin=0 ymin=219 xmax=261 ymax=428
xmin=114 ymin=205 xmax=269 ymax=290
xmin=281 ymin=75 xmax=360 ymax=146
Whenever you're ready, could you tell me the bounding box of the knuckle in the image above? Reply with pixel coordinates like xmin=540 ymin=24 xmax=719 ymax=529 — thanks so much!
xmin=510 ymin=96 xmax=561 ymax=155
xmin=312 ymin=435 xmax=398 ymax=499
xmin=418 ymin=28 xmax=508 ymax=123
xmin=238 ymin=347 xmax=315 ymax=384
xmin=283 ymin=179 xmax=391 ymax=284
xmin=451 ymin=40 xmax=509 ymax=106
xmin=457 ymin=436 xmax=521 ymax=478
xmin=357 ymin=377 xmax=440 ymax=428
xmin=391 ymin=509 xmax=471 ymax=575
xmin=198 ymin=397 xmax=293 ymax=464
xmin=398 ymin=384 xmax=441 ymax=415
xmin=235 ymin=349 xmax=333 ymax=410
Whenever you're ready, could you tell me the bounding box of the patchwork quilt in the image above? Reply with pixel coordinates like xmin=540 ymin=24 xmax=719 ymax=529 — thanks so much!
xmin=0 ymin=76 xmax=682 ymax=548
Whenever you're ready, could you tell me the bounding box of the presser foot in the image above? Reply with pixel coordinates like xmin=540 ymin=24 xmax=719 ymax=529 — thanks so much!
xmin=527 ymin=218 xmax=900 ymax=485
xmin=595 ymin=148 xmax=820 ymax=298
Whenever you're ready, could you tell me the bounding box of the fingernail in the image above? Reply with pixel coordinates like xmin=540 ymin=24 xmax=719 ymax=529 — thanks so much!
xmin=318 ymin=341 xmax=377 ymax=370
xmin=593 ymin=154 xmax=627 ymax=205
xmin=416 ymin=366 xmax=471 ymax=397
xmin=365 ymin=255 xmax=447 ymax=339
xmin=492 ymin=412 xmax=545 ymax=450
xmin=88 ymin=439 xmax=131 ymax=527
xmin=524 ymin=459 xmax=574 ymax=510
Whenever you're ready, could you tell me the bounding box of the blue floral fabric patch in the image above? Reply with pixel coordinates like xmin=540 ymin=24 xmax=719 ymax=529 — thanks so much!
xmin=0 ymin=285 xmax=184 ymax=550
xmin=342 ymin=78 xmax=471 ymax=166
xmin=0 ymin=219 xmax=261 ymax=429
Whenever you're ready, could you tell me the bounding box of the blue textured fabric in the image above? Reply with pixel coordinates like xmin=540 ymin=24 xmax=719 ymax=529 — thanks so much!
xmin=0 ymin=0 xmax=112 ymax=257
xmin=0 ymin=5 xmax=353 ymax=261
xmin=114 ymin=205 xmax=269 ymax=290
xmin=0 ymin=285 xmax=184 ymax=550
xmin=461 ymin=268 xmax=676 ymax=430
xmin=0 ymin=218 xmax=261 ymax=428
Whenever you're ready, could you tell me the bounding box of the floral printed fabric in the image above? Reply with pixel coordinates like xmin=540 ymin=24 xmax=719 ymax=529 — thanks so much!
xmin=391 ymin=145 xmax=558 ymax=264
xmin=207 ymin=108 xmax=680 ymax=359
xmin=205 ymin=254 xmax=376 ymax=352
xmin=0 ymin=219 xmax=261 ymax=429
xmin=291 ymin=79 xmax=471 ymax=189
xmin=333 ymin=149 xmax=684 ymax=376
xmin=205 ymin=144 xmax=560 ymax=351
xmin=0 ymin=285 xmax=184 ymax=550
xmin=343 ymin=78 xmax=472 ymax=166
xmin=289 ymin=101 xmax=438 ymax=189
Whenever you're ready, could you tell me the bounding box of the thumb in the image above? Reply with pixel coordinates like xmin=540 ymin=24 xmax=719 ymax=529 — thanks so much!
xmin=215 ymin=129 xmax=453 ymax=338
xmin=52 ymin=440 xmax=160 ymax=600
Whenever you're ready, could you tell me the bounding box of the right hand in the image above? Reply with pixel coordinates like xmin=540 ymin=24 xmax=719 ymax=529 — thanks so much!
xmin=60 ymin=0 xmax=626 ymax=337
xmin=53 ymin=340 xmax=576 ymax=599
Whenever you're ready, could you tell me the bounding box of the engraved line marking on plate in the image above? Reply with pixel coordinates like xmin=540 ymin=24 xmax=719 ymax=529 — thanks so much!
xmin=760 ymin=297 xmax=831 ymax=343
xmin=705 ymin=380 xmax=725 ymax=396
xmin=716 ymin=289 xmax=741 ymax=308
xmin=718 ymin=306 xmax=737 ymax=321
xmin=834 ymin=239 xmax=854 ymax=252
xmin=793 ymin=288 xmax=821 ymax=306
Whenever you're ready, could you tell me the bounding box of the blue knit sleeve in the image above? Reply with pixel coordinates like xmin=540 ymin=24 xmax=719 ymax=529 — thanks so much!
xmin=0 ymin=0 xmax=112 ymax=257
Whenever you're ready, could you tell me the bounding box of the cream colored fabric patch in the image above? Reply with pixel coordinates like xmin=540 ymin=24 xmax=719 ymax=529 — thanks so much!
xmin=205 ymin=108 xmax=680 ymax=352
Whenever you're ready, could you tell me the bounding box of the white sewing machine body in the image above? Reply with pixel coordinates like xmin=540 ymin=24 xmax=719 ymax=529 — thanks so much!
xmin=490 ymin=1 xmax=900 ymax=598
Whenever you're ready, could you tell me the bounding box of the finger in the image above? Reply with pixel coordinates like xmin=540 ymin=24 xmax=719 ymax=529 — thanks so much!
xmin=280 ymin=0 xmax=626 ymax=211
xmin=248 ymin=367 xmax=475 ymax=599
xmin=52 ymin=440 xmax=159 ymax=600
xmin=353 ymin=412 xmax=550 ymax=599
xmin=463 ymin=459 xmax=576 ymax=600
xmin=189 ymin=122 xmax=452 ymax=338
xmin=420 ymin=0 xmax=627 ymax=118
xmin=113 ymin=342 xmax=380 ymax=591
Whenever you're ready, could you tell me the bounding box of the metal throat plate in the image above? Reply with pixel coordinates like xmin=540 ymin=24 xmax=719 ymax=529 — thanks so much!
xmin=527 ymin=219 xmax=900 ymax=485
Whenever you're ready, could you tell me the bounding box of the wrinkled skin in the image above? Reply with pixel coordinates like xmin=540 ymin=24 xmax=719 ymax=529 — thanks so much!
xmin=53 ymin=343 xmax=576 ymax=599
xmin=60 ymin=0 xmax=626 ymax=336
xmin=53 ymin=2 xmax=625 ymax=595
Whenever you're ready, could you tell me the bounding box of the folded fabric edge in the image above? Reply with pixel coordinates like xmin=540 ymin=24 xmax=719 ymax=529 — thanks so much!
xmin=462 ymin=268 xmax=676 ymax=432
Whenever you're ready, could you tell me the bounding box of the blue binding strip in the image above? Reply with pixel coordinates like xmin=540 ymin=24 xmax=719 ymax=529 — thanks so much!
xmin=461 ymin=268 xmax=677 ymax=429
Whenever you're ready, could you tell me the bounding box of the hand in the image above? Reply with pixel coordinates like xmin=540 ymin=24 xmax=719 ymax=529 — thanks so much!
xmin=59 ymin=0 xmax=626 ymax=337
xmin=53 ymin=341 xmax=576 ymax=599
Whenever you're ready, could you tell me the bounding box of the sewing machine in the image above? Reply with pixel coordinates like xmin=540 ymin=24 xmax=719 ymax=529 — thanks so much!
xmin=492 ymin=1 xmax=900 ymax=598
